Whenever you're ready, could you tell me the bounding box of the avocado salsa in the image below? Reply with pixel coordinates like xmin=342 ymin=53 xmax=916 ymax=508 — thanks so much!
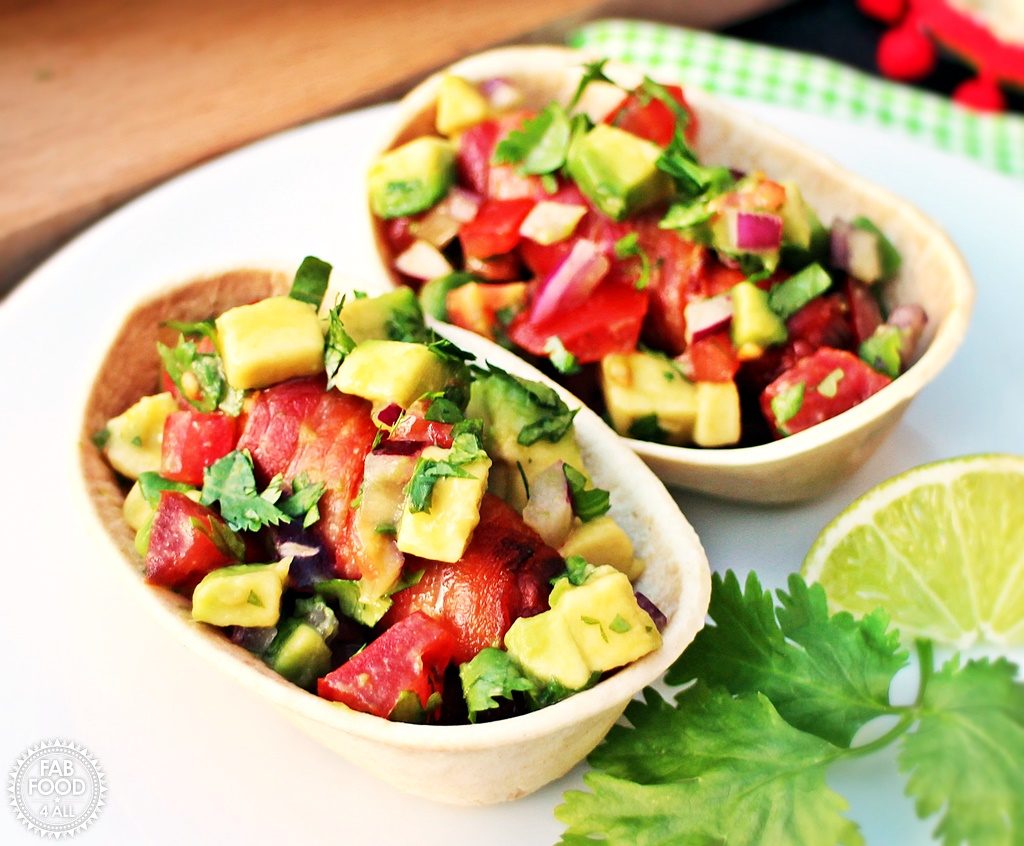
xmin=95 ymin=259 xmax=662 ymax=725
xmin=369 ymin=63 xmax=928 ymax=447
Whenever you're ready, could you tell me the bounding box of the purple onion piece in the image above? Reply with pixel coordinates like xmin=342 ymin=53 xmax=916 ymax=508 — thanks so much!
xmin=635 ymin=592 xmax=668 ymax=633
xmin=373 ymin=438 xmax=425 ymax=456
xmin=830 ymin=218 xmax=853 ymax=272
xmin=271 ymin=522 xmax=333 ymax=590
xmin=888 ymin=304 xmax=928 ymax=367
xmin=376 ymin=403 xmax=403 ymax=427
xmin=229 ymin=625 xmax=278 ymax=655
xmin=733 ymin=211 xmax=783 ymax=252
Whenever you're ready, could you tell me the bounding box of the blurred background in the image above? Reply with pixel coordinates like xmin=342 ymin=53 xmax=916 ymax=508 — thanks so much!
xmin=2 ymin=0 xmax=1021 ymax=293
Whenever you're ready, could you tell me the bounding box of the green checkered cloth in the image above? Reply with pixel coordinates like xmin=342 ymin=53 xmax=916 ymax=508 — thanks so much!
xmin=568 ymin=19 xmax=1024 ymax=179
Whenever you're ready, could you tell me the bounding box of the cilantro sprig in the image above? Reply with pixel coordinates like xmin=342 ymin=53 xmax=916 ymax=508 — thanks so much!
xmin=158 ymin=335 xmax=243 ymax=415
xmin=493 ymin=103 xmax=572 ymax=176
xmin=405 ymin=431 xmax=487 ymax=514
xmin=556 ymin=570 xmax=1024 ymax=846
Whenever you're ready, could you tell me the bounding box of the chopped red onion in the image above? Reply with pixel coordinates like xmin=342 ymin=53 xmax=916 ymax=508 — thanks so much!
xmin=732 ymin=210 xmax=783 ymax=252
xmin=522 ymin=461 xmax=574 ymax=548
xmin=229 ymin=625 xmax=278 ymax=655
xmin=831 ymin=219 xmax=883 ymax=283
xmin=394 ymin=239 xmax=453 ymax=280
xmin=635 ymin=592 xmax=668 ymax=632
xmin=684 ymin=294 xmax=734 ymax=345
xmin=888 ymin=304 xmax=928 ymax=367
xmin=529 ymin=239 xmax=609 ymax=325
xmin=375 ymin=403 xmax=403 ymax=428
xmin=481 ymin=77 xmax=524 ymax=111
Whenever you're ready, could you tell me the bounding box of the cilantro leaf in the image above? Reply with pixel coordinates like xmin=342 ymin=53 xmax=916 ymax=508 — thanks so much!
xmin=289 ymin=255 xmax=332 ymax=309
xmin=563 ymin=464 xmax=611 ymax=523
xmin=405 ymin=432 xmax=487 ymax=513
xmin=613 ymin=233 xmax=652 ymax=290
xmin=556 ymin=685 xmax=861 ymax=846
xmin=162 ymin=318 xmax=217 ymax=340
xmin=323 ymin=298 xmax=357 ymax=390
xmin=200 ymin=450 xmax=289 ymax=533
xmin=853 ymin=216 xmax=901 ymax=281
xmin=493 ymin=103 xmax=572 ymax=175
xmin=278 ymin=473 xmax=326 ymax=529
xmin=568 ymin=58 xmax=616 ymax=109
xmin=484 ymin=366 xmax=579 ymax=446
xmin=899 ymin=656 xmax=1024 ymax=846
xmin=137 ymin=471 xmax=196 ymax=508
xmin=771 ymin=381 xmax=805 ymax=433
xmin=551 ymin=554 xmax=594 ymax=588
xmin=158 ymin=337 xmax=227 ymax=414
xmin=626 ymin=413 xmax=668 ymax=443
xmin=668 ymin=572 xmax=906 ymax=748
xmin=656 ymin=133 xmax=734 ymax=200
xmin=423 ymin=394 xmax=463 ymax=423
xmin=459 ymin=648 xmax=536 ymax=723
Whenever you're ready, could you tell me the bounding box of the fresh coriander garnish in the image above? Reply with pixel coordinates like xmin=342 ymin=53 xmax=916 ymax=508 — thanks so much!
xmin=563 ymin=464 xmax=610 ymax=523
xmin=493 ymin=103 xmax=572 ymax=175
xmin=613 ymin=232 xmax=652 ymax=290
xmin=288 ymin=255 xmax=332 ymax=309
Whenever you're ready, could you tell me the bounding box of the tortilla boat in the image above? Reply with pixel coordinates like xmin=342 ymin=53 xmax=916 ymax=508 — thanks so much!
xmin=76 ymin=267 xmax=710 ymax=804
xmin=370 ymin=46 xmax=974 ymax=503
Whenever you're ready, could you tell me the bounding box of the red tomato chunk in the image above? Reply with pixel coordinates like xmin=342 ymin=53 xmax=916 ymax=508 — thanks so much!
xmin=459 ymin=198 xmax=535 ymax=259
xmin=160 ymin=410 xmax=237 ymax=486
xmin=145 ymin=491 xmax=236 ymax=590
xmin=317 ymin=611 xmax=456 ymax=719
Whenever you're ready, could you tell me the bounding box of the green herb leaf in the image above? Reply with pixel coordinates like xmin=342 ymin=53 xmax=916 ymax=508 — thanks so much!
xmin=767 ymin=263 xmax=833 ymax=320
xmin=771 ymin=381 xmax=805 ymax=432
xmin=853 ymin=216 xmax=901 ymax=281
xmin=817 ymin=367 xmax=845 ymax=398
xmin=626 ymin=413 xmax=668 ymax=443
xmin=405 ymin=432 xmax=487 ymax=513
xmin=656 ymin=133 xmax=734 ymax=200
xmin=137 ymin=471 xmax=196 ymax=508
xmin=859 ymin=325 xmax=902 ymax=378
xmin=543 ymin=336 xmax=580 ymax=375
xmin=659 ymin=200 xmax=713 ymax=235
xmin=493 ymin=103 xmax=572 ymax=175
xmin=613 ymin=232 xmax=652 ymax=290
xmin=278 ymin=473 xmax=326 ymax=529
xmin=316 ymin=579 xmax=393 ymax=627
xmin=323 ymin=298 xmax=357 ymax=390
xmin=485 ymin=367 xmax=578 ymax=446
xmin=556 ymin=685 xmax=861 ymax=846
xmin=162 ymin=318 xmax=217 ymax=340
xmin=200 ymin=450 xmax=289 ymax=533
xmin=158 ymin=337 xmax=227 ymax=414
xmin=424 ymin=395 xmax=463 ymax=423
xmin=609 ymin=614 xmax=631 ymax=634
xmin=551 ymin=554 xmax=594 ymax=588
xmin=374 ymin=523 xmax=396 ymax=535
xmin=899 ymin=656 xmax=1024 ymax=846
xmin=459 ymin=648 xmax=537 ymax=722
xmin=638 ymin=76 xmax=690 ymax=133
xmin=668 ymin=572 xmax=907 ymax=748
xmin=568 ymin=58 xmax=616 ymax=109
xmin=289 ymin=255 xmax=332 ymax=308
xmin=563 ymin=464 xmax=610 ymax=523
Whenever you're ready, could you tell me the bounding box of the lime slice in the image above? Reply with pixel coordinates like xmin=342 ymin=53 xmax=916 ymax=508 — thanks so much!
xmin=803 ymin=454 xmax=1024 ymax=648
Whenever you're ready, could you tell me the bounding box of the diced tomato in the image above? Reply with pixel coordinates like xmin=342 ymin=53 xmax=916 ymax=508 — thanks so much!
xmin=509 ymin=277 xmax=649 ymax=363
xmin=459 ymin=198 xmax=535 ymax=260
xmin=145 ymin=491 xmax=237 ymax=590
xmin=846 ymin=277 xmax=884 ymax=344
xmin=604 ymin=84 xmax=699 ymax=146
xmin=760 ymin=347 xmax=892 ymax=437
xmin=446 ymin=281 xmax=527 ymax=339
xmin=387 ymin=414 xmax=454 ymax=450
xmin=519 ymin=235 xmax=576 ymax=281
xmin=457 ymin=120 xmax=500 ymax=195
xmin=641 ymin=231 xmax=708 ymax=355
xmin=317 ymin=611 xmax=456 ymax=719
xmin=689 ymin=331 xmax=740 ymax=382
xmin=787 ymin=293 xmax=853 ymax=351
xmin=237 ymin=378 xmax=378 ymax=580
xmin=160 ymin=410 xmax=237 ymax=486
xmin=382 ymin=494 xmax=562 ymax=665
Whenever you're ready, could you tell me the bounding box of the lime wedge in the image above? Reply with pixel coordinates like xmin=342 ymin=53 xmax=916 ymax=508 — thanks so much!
xmin=803 ymin=454 xmax=1024 ymax=648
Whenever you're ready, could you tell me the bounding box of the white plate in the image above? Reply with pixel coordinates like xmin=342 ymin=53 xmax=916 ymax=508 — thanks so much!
xmin=1 ymin=96 xmax=1021 ymax=845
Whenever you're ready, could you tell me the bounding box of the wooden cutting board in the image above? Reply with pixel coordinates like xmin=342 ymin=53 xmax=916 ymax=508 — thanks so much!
xmin=0 ymin=0 xmax=786 ymax=293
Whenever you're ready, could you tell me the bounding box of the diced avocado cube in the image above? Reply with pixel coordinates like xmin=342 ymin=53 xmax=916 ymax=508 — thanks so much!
xmin=333 ymin=340 xmax=456 ymax=408
xmin=338 ymin=288 xmax=422 ymax=345
xmin=135 ymin=513 xmax=155 ymax=557
xmin=265 ymin=621 xmax=332 ymax=689
xmin=552 ymin=565 xmax=662 ymax=674
xmin=504 ymin=610 xmax=593 ymax=691
xmin=419 ymin=272 xmax=475 ymax=320
xmin=566 ymin=124 xmax=674 ymax=221
xmin=435 ymin=74 xmax=490 ymax=136
xmin=216 ymin=296 xmax=324 ymax=390
xmin=599 ymin=353 xmax=696 ymax=445
xmin=779 ymin=181 xmax=824 ymax=251
xmin=352 ymin=453 xmax=416 ymax=598
xmin=693 ymin=381 xmax=742 ymax=448
xmin=730 ymin=281 xmax=788 ymax=350
xmin=397 ymin=446 xmax=490 ymax=563
xmin=191 ymin=560 xmax=290 ymax=628
xmin=122 ymin=481 xmax=154 ymax=532
xmin=368 ymin=137 xmax=456 ymax=220
xmin=473 ymin=376 xmax=585 ymax=511
xmin=103 ymin=392 xmax=179 ymax=480
xmin=558 ymin=516 xmax=643 ymax=582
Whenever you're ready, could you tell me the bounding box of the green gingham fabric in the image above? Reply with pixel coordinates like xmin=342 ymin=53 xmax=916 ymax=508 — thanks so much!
xmin=568 ymin=19 xmax=1024 ymax=179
